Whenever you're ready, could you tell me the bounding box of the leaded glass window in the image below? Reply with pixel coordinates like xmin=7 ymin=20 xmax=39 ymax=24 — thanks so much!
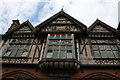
xmin=3 ymin=50 xmax=11 ymax=57
xmin=44 ymin=34 xmax=75 ymax=59
xmin=16 ymin=49 xmax=23 ymax=57
xmin=21 ymin=52 xmax=28 ymax=57
xmin=91 ymin=39 xmax=120 ymax=58
xmin=46 ymin=53 xmax=53 ymax=58
xmin=3 ymin=39 xmax=31 ymax=57
xmin=93 ymin=51 xmax=101 ymax=58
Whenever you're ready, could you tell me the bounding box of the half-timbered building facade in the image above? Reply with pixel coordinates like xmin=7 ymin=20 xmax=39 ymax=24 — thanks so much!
xmin=0 ymin=10 xmax=120 ymax=80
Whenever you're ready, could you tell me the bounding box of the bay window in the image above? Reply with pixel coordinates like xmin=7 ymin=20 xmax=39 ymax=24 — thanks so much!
xmin=44 ymin=34 xmax=75 ymax=59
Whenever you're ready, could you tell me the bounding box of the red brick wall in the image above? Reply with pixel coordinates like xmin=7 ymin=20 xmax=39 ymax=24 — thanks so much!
xmin=1 ymin=67 xmax=46 ymax=78
xmin=1 ymin=67 xmax=120 ymax=79
xmin=72 ymin=69 xmax=120 ymax=78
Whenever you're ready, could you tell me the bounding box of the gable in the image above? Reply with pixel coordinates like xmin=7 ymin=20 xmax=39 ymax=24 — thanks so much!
xmin=90 ymin=24 xmax=112 ymax=33
xmin=6 ymin=20 xmax=35 ymax=35
xmin=41 ymin=15 xmax=81 ymax=32
xmin=36 ymin=11 xmax=87 ymax=32
xmin=88 ymin=19 xmax=117 ymax=33
xmin=88 ymin=19 xmax=117 ymax=38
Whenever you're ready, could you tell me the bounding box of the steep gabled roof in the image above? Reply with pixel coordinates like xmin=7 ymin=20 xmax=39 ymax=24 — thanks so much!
xmin=35 ymin=10 xmax=87 ymax=30
xmin=88 ymin=19 xmax=117 ymax=33
xmin=6 ymin=20 xmax=35 ymax=35
xmin=117 ymin=22 xmax=120 ymax=31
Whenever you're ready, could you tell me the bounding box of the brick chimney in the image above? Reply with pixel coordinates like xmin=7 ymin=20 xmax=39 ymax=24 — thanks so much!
xmin=7 ymin=20 xmax=20 ymax=32
xmin=12 ymin=20 xmax=20 ymax=25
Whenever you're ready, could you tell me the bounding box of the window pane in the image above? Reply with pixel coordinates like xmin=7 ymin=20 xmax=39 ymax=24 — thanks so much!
xmin=24 ymin=45 xmax=30 ymax=52
xmin=111 ymin=45 xmax=118 ymax=50
xmin=113 ymin=51 xmax=120 ymax=58
xmin=106 ymin=51 xmax=114 ymax=58
xmin=47 ymin=50 xmax=53 ymax=53
xmin=10 ymin=49 xmax=18 ymax=57
xmin=21 ymin=52 xmax=28 ymax=57
xmin=59 ymin=51 xmax=66 ymax=59
xmin=14 ymin=45 xmax=20 ymax=49
xmin=52 ymin=51 xmax=59 ymax=58
xmin=46 ymin=53 xmax=53 ymax=58
xmin=92 ymin=45 xmax=98 ymax=50
xmin=67 ymin=53 xmax=72 ymax=58
xmin=60 ymin=45 xmax=65 ymax=51
xmin=66 ymin=45 xmax=72 ymax=50
xmin=48 ymin=45 xmax=53 ymax=50
xmin=118 ymin=45 xmax=120 ymax=49
xmin=25 ymin=45 xmax=30 ymax=50
xmin=105 ymin=45 xmax=111 ymax=50
xmin=99 ymin=45 xmax=105 ymax=50
xmin=100 ymin=51 xmax=107 ymax=58
xmin=16 ymin=49 xmax=24 ymax=57
xmin=9 ymin=45 xmax=14 ymax=49
xmin=54 ymin=45 xmax=59 ymax=50
xmin=93 ymin=51 xmax=101 ymax=58
xmin=4 ymin=51 xmax=11 ymax=57
xmin=20 ymin=45 xmax=24 ymax=49
xmin=67 ymin=50 xmax=72 ymax=53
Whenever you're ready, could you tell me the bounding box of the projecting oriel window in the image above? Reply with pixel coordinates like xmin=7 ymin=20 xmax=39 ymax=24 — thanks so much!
xmin=91 ymin=39 xmax=120 ymax=58
xmin=44 ymin=34 xmax=75 ymax=59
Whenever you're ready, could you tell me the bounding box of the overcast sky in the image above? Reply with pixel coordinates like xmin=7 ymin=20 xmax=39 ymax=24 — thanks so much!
xmin=0 ymin=0 xmax=119 ymax=34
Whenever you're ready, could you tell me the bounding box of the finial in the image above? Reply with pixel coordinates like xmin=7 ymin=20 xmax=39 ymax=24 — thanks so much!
xmin=61 ymin=6 xmax=64 ymax=11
